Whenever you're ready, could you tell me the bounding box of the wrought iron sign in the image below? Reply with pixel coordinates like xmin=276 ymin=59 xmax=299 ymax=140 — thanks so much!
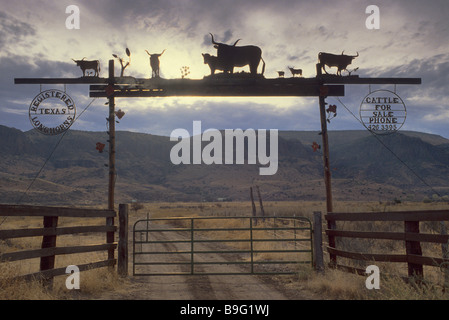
xmin=28 ymin=89 xmax=76 ymax=135
xmin=359 ymin=89 xmax=406 ymax=135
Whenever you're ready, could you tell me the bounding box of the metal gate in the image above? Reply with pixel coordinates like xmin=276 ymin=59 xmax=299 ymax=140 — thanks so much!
xmin=132 ymin=216 xmax=312 ymax=276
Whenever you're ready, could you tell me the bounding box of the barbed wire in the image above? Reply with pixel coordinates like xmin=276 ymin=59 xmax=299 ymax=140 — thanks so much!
xmin=0 ymin=97 xmax=99 ymax=228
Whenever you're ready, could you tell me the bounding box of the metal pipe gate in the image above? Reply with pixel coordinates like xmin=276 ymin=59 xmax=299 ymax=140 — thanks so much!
xmin=132 ymin=216 xmax=312 ymax=276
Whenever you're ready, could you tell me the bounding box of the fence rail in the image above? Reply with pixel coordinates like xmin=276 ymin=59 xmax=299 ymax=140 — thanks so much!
xmin=324 ymin=210 xmax=449 ymax=278
xmin=0 ymin=203 xmax=128 ymax=286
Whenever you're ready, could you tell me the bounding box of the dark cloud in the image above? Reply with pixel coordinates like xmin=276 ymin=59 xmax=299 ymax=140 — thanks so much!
xmin=0 ymin=10 xmax=36 ymax=51
xmin=1 ymin=0 xmax=449 ymax=140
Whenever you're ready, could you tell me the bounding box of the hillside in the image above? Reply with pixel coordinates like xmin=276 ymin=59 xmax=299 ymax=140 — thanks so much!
xmin=1 ymin=125 xmax=449 ymax=206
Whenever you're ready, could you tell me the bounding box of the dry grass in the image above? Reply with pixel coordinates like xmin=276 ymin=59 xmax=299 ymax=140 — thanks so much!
xmin=2 ymin=200 xmax=449 ymax=299
xmin=294 ymin=266 xmax=449 ymax=300
xmin=0 ymin=214 xmax=123 ymax=300
xmin=140 ymin=200 xmax=449 ymax=299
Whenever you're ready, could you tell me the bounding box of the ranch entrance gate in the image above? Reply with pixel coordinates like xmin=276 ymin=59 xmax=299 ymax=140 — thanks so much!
xmin=14 ymin=52 xmax=421 ymax=277
xmin=132 ymin=215 xmax=313 ymax=276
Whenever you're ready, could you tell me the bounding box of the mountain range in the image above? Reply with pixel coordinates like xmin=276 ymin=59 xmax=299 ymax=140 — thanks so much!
xmin=1 ymin=124 xmax=449 ymax=206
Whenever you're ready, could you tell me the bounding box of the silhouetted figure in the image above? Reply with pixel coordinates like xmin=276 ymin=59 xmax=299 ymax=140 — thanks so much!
xmin=72 ymin=58 xmax=100 ymax=77
xmin=202 ymin=53 xmax=226 ymax=75
xmin=288 ymin=67 xmax=302 ymax=77
xmin=145 ymin=49 xmax=166 ymax=78
xmin=209 ymin=33 xmax=265 ymax=75
xmin=318 ymin=51 xmax=359 ymax=76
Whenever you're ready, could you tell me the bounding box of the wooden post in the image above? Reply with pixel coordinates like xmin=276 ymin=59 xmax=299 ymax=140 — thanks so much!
xmin=118 ymin=204 xmax=129 ymax=277
xmin=404 ymin=220 xmax=423 ymax=278
xmin=318 ymin=85 xmax=336 ymax=266
xmin=40 ymin=216 xmax=58 ymax=287
xmin=313 ymin=211 xmax=324 ymax=273
xmin=256 ymin=185 xmax=265 ymax=221
xmin=317 ymin=64 xmax=335 ymax=266
xmin=250 ymin=187 xmax=257 ymax=225
xmin=106 ymin=60 xmax=116 ymax=267
xmin=440 ymin=222 xmax=449 ymax=289
xmin=326 ymin=214 xmax=337 ymax=268
xmin=108 ymin=59 xmax=116 ymax=211
xmin=318 ymin=93 xmax=333 ymax=214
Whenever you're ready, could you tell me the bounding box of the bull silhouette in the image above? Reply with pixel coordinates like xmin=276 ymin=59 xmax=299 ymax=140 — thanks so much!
xmin=318 ymin=51 xmax=359 ymax=76
xmin=210 ymin=33 xmax=265 ymax=76
xmin=72 ymin=58 xmax=100 ymax=77
xmin=202 ymin=53 xmax=227 ymax=75
xmin=145 ymin=49 xmax=166 ymax=78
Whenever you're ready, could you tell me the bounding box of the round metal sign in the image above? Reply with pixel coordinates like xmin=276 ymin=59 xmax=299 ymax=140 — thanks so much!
xmin=359 ymin=89 xmax=406 ymax=135
xmin=29 ymin=89 xmax=76 ymax=135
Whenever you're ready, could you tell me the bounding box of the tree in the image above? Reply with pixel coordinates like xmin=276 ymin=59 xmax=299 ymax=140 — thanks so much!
xmin=131 ymin=202 xmax=144 ymax=214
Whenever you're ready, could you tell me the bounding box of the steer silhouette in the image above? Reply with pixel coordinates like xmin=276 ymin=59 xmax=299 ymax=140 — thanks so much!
xmin=145 ymin=49 xmax=166 ymax=78
xmin=318 ymin=51 xmax=358 ymax=76
xmin=72 ymin=58 xmax=100 ymax=77
xmin=210 ymin=33 xmax=265 ymax=75
xmin=202 ymin=53 xmax=227 ymax=75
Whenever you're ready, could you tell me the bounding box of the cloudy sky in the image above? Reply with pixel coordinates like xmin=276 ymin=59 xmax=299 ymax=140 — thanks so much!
xmin=1 ymin=0 xmax=448 ymax=138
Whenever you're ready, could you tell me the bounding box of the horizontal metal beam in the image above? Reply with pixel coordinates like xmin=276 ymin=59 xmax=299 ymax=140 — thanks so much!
xmin=89 ymin=77 xmax=345 ymax=97
xmin=15 ymin=75 xmax=421 ymax=98
xmin=14 ymin=75 xmax=422 ymax=86
xmin=318 ymin=75 xmax=422 ymax=85
xmin=89 ymin=84 xmax=345 ymax=97
xmin=14 ymin=77 xmax=109 ymax=84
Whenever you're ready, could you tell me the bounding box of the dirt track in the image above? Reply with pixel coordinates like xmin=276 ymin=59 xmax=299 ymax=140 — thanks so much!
xmin=97 ymin=220 xmax=313 ymax=300
xmin=100 ymin=271 xmax=310 ymax=300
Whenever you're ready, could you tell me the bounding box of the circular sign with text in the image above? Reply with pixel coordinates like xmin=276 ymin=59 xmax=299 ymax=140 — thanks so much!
xmin=359 ymin=89 xmax=406 ymax=135
xmin=29 ymin=89 xmax=76 ymax=135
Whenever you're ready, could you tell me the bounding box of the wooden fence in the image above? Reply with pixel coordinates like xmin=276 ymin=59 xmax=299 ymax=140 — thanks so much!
xmin=324 ymin=210 xmax=449 ymax=279
xmin=0 ymin=203 xmax=128 ymax=286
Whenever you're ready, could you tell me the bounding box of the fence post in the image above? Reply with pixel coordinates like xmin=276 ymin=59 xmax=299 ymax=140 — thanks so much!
xmin=191 ymin=218 xmax=194 ymax=275
xmin=40 ymin=215 xmax=58 ymax=288
xmin=118 ymin=204 xmax=128 ymax=277
xmin=250 ymin=217 xmax=254 ymax=274
xmin=404 ymin=220 xmax=423 ymax=279
xmin=313 ymin=212 xmax=324 ymax=273
xmin=106 ymin=213 xmax=115 ymax=272
xmin=326 ymin=213 xmax=337 ymax=268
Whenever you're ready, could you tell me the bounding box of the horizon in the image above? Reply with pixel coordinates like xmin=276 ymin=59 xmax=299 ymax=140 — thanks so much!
xmin=2 ymin=122 xmax=448 ymax=141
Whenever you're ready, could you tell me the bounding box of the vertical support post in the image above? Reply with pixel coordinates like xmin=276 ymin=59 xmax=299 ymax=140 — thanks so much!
xmin=404 ymin=220 xmax=423 ymax=279
xmin=40 ymin=216 xmax=58 ymax=287
xmin=108 ymin=59 xmax=116 ymax=211
xmin=118 ymin=203 xmax=129 ymax=277
xmin=313 ymin=212 xmax=324 ymax=273
xmin=317 ymin=66 xmax=335 ymax=266
xmin=107 ymin=60 xmax=116 ymax=268
xmin=318 ymin=92 xmax=333 ymax=214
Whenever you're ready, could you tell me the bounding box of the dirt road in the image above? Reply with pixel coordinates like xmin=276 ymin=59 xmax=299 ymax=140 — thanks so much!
xmin=101 ymin=271 xmax=309 ymax=300
xmin=98 ymin=220 xmax=313 ymax=300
